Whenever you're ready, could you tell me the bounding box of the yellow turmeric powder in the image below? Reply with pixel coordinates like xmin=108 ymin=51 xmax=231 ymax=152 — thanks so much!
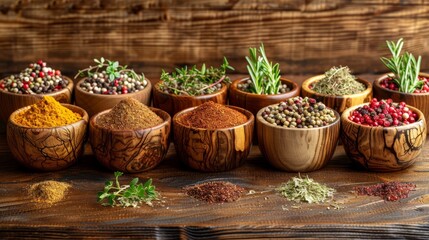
xmin=14 ymin=96 xmax=81 ymax=127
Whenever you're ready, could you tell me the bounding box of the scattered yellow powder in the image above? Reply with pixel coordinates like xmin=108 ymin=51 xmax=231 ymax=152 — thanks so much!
xmin=28 ymin=180 xmax=71 ymax=205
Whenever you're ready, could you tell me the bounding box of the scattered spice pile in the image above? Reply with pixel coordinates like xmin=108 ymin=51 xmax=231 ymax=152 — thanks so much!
xmin=96 ymin=98 xmax=163 ymax=130
xmin=178 ymin=101 xmax=247 ymax=129
xmin=14 ymin=96 xmax=81 ymax=128
xmin=355 ymin=182 xmax=416 ymax=201
xmin=311 ymin=66 xmax=366 ymax=95
xmin=276 ymin=175 xmax=335 ymax=203
xmin=28 ymin=180 xmax=71 ymax=205
xmin=184 ymin=181 xmax=245 ymax=203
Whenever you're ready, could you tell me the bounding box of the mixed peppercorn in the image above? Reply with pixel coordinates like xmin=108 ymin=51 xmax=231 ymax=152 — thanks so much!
xmin=238 ymin=78 xmax=290 ymax=94
xmin=79 ymin=73 xmax=147 ymax=95
xmin=379 ymin=76 xmax=429 ymax=93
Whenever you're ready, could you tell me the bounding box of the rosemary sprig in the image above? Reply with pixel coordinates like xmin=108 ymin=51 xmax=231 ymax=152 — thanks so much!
xmin=245 ymin=43 xmax=281 ymax=94
xmin=380 ymin=38 xmax=423 ymax=93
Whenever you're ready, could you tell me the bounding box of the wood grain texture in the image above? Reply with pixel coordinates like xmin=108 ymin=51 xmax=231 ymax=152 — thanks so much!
xmin=341 ymin=104 xmax=426 ymax=172
xmin=173 ymin=106 xmax=254 ymax=172
xmin=1 ymin=1 xmax=429 ymax=77
xmin=257 ymin=105 xmax=341 ymax=172
xmin=6 ymin=104 xmax=88 ymax=171
xmin=301 ymin=75 xmax=373 ymax=114
xmin=89 ymin=108 xmax=171 ymax=173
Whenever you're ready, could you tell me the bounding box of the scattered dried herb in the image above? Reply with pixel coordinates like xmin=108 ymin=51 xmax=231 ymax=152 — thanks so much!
xmin=276 ymin=175 xmax=335 ymax=203
xmin=311 ymin=66 xmax=366 ymax=95
xmin=28 ymin=180 xmax=71 ymax=205
xmin=355 ymin=182 xmax=416 ymax=201
xmin=184 ymin=181 xmax=245 ymax=203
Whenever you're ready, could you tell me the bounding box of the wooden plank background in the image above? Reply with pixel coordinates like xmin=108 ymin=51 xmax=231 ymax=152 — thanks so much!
xmin=0 ymin=0 xmax=429 ymax=79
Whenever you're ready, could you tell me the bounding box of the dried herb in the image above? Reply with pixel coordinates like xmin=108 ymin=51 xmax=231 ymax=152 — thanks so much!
xmin=355 ymin=182 xmax=416 ymax=201
xmin=184 ymin=181 xmax=245 ymax=203
xmin=28 ymin=180 xmax=71 ymax=205
xmin=312 ymin=66 xmax=366 ymax=95
xmin=97 ymin=171 xmax=158 ymax=208
xmin=276 ymin=175 xmax=335 ymax=203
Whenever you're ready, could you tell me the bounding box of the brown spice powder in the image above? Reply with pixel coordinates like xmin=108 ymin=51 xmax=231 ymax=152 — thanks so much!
xmin=28 ymin=180 xmax=71 ymax=205
xmin=96 ymin=98 xmax=163 ymax=130
xmin=178 ymin=101 xmax=247 ymax=129
xmin=184 ymin=181 xmax=245 ymax=203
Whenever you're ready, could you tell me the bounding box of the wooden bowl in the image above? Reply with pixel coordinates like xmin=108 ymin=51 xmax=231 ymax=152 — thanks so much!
xmin=74 ymin=78 xmax=152 ymax=118
xmin=301 ymin=75 xmax=372 ymax=114
xmin=89 ymin=107 xmax=171 ymax=173
xmin=173 ymin=106 xmax=254 ymax=172
xmin=373 ymin=73 xmax=429 ymax=133
xmin=6 ymin=104 xmax=88 ymax=171
xmin=0 ymin=77 xmax=74 ymax=123
xmin=257 ymin=105 xmax=341 ymax=172
xmin=229 ymin=77 xmax=300 ymax=117
xmin=341 ymin=103 xmax=426 ymax=172
xmin=153 ymin=81 xmax=228 ymax=117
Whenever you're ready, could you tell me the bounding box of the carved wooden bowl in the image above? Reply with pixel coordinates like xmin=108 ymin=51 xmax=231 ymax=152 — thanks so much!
xmin=173 ymin=106 xmax=254 ymax=172
xmin=7 ymin=104 xmax=88 ymax=171
xmin=75 ymin=78 xmax=152 ymax=118
xmin=153 ymin=81 xmax=228 ymax=117
xmin=341 ymin=103 xmax=426 ymax=172
xmin=89 ymin=108 xmax=171 ymax=173
xmin=373 ymin=73 xmax=429 ymax=133
xmin=301 ymin=75 xmax=372 ymax=114
xmin=256 ymin=104 xmax=341 ymax=172
xmin=0 ymin=78 xmax=74 ymax=123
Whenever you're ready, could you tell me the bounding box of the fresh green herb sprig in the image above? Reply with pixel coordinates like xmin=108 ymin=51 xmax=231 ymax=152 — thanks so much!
xmin=245 ymin=43 xmax=281 ymax=94
xmin=312 ymin=66 xmax=366 ymax=96
xmin=276 ymin=174 xmax=335 ymax=204
xmin=75 ymin=57 xmax=145 ymax=82
xmin=380 ymin=38 xmax=422 ymax=93
xmin=159 ymin=57 xmax=234 ymax=96
xmin=97 ymin=172 xmax=158 ymax=208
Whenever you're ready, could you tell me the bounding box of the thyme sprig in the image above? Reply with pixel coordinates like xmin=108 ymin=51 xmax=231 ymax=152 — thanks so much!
xmin=380 ymin=38 xmax=423 ymax=93
xmin=245 ymin=43 xmax=281 ymax=94
xmin=97 ymin=172 xmax=158 ymax=208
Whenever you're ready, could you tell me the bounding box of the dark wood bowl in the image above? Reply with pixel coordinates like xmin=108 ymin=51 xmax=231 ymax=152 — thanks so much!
xmin=341 ymin=103 xmax=426 ymax=172
xmin=301 ymin=75 xmax=372 ymax=114
xmin=256 ymin=104 xmax=341 ymax=172
xmin=153 ymin=81 xmax=228 ymax=118
xmin=173 ymin=105 xmax=254 ymax=172
xmin=7 ymin=104 xmax=88 ymax=171
xmin=373 ymin=73 xmax=429 ymax=133
xmin=89 ymin=107 xmax=171 ymax=173
xmin=0 ymin=77 xmax=74 ymax=123
xmin=74 ymin=78 xmax=152 ymax=118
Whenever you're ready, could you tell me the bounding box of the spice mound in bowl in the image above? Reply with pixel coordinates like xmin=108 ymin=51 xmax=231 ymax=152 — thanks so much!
xmin=173 ymin=101 xmax=254 ymax=172
xmin=7 ymin=96 xmax=88 ymax=171
xmin=341 ymin=98 xmax=426 ymax=172
xmin=89 ymin=98 xmax=171 ymax=173
xmin=257 ymin=96 xmax=341 ymax=172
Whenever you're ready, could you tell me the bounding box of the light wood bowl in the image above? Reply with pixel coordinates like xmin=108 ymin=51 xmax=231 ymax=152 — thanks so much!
xmin=257 ymin=104 xmax=341 ymax=172
xmin=0 ymin=77 xmax=74 ymax=123
xmin=341 ymin=103 xmax=426 ymax=172
xmin=153 ymin=81 xmax=228 ymax=118
xmin=173 ymin=106 xmax=254 ymax=172
xmin=373 ymin=72 xmax=429 ymax=133
xmin=89 ymin=107 xmax=171 ymax=173
xmin=74 ymin=78 xmax=152 ymax=118
xmin=7 ymin=104 xmax=88 ymax=171
xmin=301 ymin=75 xmax=372 ymax=114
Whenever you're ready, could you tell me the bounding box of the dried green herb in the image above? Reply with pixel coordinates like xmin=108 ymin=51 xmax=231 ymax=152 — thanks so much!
xmin=276 ymin=175 xmax=335 ymax=204
xmin=312 ymin=66 xmax=365 ymax=95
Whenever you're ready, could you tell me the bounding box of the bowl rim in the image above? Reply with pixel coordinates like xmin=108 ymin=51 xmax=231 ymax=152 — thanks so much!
xmin=256 ymin=101 xmax=341 ymax=131
xmin=374 ymin=72 xmax=429 ymax=96
xmin=153 ymin=80 xmax=228 ymax=99
xmin=75 ymin=77 xmax=152 ymax=98
xmin=173 ymin=104 xmax=254 ymax=131
xmin=301 ymin=74 xmax=372 ymax=98
xmin=230 ymin=77 xmax=299 ymax=97
xmin=90 ymin=106 xmax=171 ymax=132
xmin=340 ymin=102 xmax=426 ymax=130
xmin=0 ymin=76 xmax=74 ymax=97
xmin=8 ymin=103 xmax=89 ymax=129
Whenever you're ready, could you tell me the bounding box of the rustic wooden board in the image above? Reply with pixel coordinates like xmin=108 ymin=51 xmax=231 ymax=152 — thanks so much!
xmin=1 ymin=131 xmax=429 ymax=239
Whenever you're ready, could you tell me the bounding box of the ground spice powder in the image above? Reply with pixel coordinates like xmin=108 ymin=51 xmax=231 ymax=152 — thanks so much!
xmin=96 ymin=98 xmax=163 ymax=130
xmin=28 ymin=180 xmax=71 ymax=205
xmin=178 ymin=101 xmax=247 ymax=129
xmin=355 ymin=182 xmax=416 ymax=201
xmin=14 ymin=96 xmax=81 ymax=127
xmin=184 ymin=181 xmax=245 ymax=203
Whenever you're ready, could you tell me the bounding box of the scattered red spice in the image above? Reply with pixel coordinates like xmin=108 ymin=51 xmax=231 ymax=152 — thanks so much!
xmin=355 ymin=182 xmax=416 ymax=201
xmin=380 ymin=76 xmax=429 ymax=93
xmin=184 ymin=181 xmax=245 ymax=203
